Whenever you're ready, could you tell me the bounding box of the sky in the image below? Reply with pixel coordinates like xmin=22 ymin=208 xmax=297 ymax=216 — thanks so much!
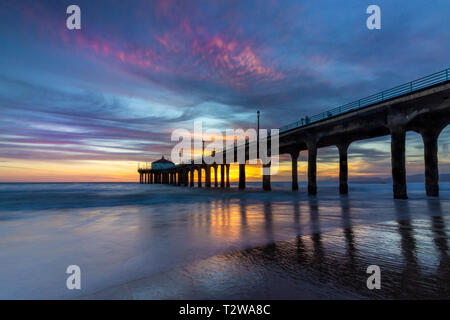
xmin=0 ymin=0 xmax=449 ymax=182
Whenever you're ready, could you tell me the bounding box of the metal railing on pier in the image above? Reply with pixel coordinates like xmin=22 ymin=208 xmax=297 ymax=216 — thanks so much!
xmin=279 ymin=68 xmax=450 ymax=133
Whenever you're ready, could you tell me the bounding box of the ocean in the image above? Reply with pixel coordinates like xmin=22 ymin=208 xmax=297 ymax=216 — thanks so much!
xmin=0 ymin=182 xmax=449 ymax=299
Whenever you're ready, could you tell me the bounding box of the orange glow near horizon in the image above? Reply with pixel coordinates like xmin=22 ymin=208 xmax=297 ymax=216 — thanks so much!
xmin=2 ymin=144 xmax=448 ymax=183
xmin=0 ymin=158 xmax=139 ymax=182
xmin=0 ymin=157 xmax=388 ymax=183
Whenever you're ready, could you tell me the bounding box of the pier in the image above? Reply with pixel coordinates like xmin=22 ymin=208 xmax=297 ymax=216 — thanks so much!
xmin=139 ymin=69 xmax=450 ymax=199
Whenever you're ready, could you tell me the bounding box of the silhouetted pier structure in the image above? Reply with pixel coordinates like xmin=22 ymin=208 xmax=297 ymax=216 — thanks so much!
xmin=139 ymin=68 xmax=450 ymax=199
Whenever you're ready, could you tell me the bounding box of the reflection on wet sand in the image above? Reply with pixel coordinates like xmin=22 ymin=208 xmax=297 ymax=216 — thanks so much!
xmin=428 ymin=201 xmax=450 ymax=296
xmin=88 ymin=197 xmax=450 ymax=299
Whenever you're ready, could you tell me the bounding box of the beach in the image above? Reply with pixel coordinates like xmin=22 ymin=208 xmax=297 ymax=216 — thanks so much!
xmin=0 ymin=182 xmax=449 ymax=299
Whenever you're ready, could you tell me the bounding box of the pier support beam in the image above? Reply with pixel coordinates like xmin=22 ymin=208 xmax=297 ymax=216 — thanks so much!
xmin=421 ymin=129 xmax=440 ymax=197
xmin=220 ymin=165 xmax=225 ymax=188
xmin=307 ymin=141 xmax=317 ymax=195
xmin=150 ymin=173 xmax=153 ymax=184
xmin=198 ymin=169 xmax=202 ymax=188
xmin=214 ymin=165 xmax=218 ymax=188
xmin=190 ymin=168 xmax=194 ymax=187
xmin=337 ymin=142 xmax=350 ymax=195
xmin=291 ymin=151 xmax=299 ymax=191
xmin=184 ymin=170 xmax=189 ymax=187
xmin=205 ymin=166 xmax=211 ymax=188
xmin=239 ymin=163 xmax=246 ymax=189
xmin=139 ymin=173 xmax=142 ymax=184
xmin=390 ymin=127 xmax=408 ymax=199
xmin=226 ymin=164 xmax=230 ymax=188
xmin=262 ymin=163 xmax=271 ymax=191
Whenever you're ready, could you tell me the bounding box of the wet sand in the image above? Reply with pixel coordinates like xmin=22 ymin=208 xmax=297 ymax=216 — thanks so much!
xmin=0 ymin=182 xmax=449 ymax=299
xmin=86 ymin=201 xmax=450 ymax=299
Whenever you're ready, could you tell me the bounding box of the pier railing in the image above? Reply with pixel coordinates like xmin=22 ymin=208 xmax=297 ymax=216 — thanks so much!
xmin=279 ymin=68 xmax=450 ymax=133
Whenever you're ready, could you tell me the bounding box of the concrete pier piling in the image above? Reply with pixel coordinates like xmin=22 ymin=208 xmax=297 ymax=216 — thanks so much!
xmin=291 ymin=151 xmax=299 ymax=191
xmin=307 ymin=141 xmax=317 ymax=196
xmin=421 ymin=129 xmax=440 ymax=197
xmin=338 ymin=142 xmax=349 ymax=195
xmin=226 ymin=164 xmax=230 ymax=188
xmin=197 ymin=169 xmax=202 ymax=188
xmin=205 ymin=166 xmax=211 ymax=188
xmin=262 ymin=163 xmax=271 ymax=191
xmin=239 ymin=164 xmax=246 ymax=189
xmin=390 ymin=127 xmax=408 ymax=199
xmin=214 ymin=165 xmax=218 ymax=187
xmin=220 ymin=165 xmax=225 ymax=188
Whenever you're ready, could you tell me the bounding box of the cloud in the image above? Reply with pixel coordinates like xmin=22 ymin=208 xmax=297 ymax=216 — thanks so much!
xmin=0 ymin=0 xmax=449 ymax=181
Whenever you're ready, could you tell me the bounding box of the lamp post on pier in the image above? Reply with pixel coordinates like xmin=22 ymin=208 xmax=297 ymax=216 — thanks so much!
xmin=202 ymin=140 xmax=205 ymax=163
xmin=257 ymin=110 xmax=260 ymax=157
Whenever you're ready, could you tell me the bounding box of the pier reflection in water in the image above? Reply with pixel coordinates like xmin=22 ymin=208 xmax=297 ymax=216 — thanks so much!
xmin=3 ymin=183 xmax=449 ymax=299
xmin=95 ymin=195 xmax=450 ymax=299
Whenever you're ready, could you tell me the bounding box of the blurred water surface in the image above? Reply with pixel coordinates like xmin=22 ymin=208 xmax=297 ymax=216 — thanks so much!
xmin=0 ymin=182 xmax=449 ymax=299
